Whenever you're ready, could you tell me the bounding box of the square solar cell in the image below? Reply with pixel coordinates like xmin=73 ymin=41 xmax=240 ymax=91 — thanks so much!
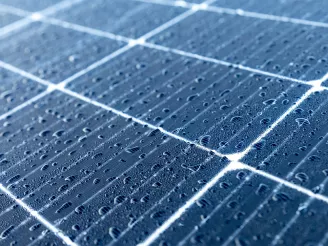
xmin=66 ymin=45 xmax=310 ymax=155
xmin=242 ymin=90 xmax=328 ymax=192
xmin=53 ymin=0 xmax=185 ymax=39
xmin=0 ymin=22 xmax=124 ymax=83
xmin=149 ymin=10 xmax=328 ymax=81
xmin=213 ymin=0 xmax=328 ymax=22
xmin=0 ymin=68 xmax=46 ymax=116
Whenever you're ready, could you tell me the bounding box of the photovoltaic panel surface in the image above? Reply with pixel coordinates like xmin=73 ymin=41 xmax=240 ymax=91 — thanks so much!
xmin=0 ymin=0 xmax=328 ymax=246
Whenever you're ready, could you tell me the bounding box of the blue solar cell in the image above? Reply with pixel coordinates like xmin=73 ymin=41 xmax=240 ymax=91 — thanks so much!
xmin=149 ymin=10 xmax=328 ymax=81
xmin=242 ymin=90 xmax=328 ymax=190
xmin=53 ymin=0 xmax=185 ymax=39
xmin=0 ymin=22 xmax=123 ymax=83
xmin=67 ymin=45 xmax=310 ymax=154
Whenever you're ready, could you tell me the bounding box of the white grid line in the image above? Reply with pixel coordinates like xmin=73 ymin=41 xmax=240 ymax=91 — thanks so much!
xmin=241 ymin=163 xmax=328 ymax=203
xmin=30 ymin=59 xmax=247 ymax=242
xmin=138 ymin=8 xmax=196 ymax=41
xmin=69 ymin=46 xmax=294 ymax=238
xmin=39 ymin=0 xmax=85 ymax=16
xmin=0 ymin=61 xmax=53 ymax=87
xmin=0 ymin=4 xmax=32 ymax=36
xmin=36 ymin=13 xmax=328 ymax=89
xmin=0 ymin=2 xmax=91 ymax=244
xmin=177 ymin=167 xmax=251 ymax=246
xmin=58 ymin=85 xmax=226 ymax=158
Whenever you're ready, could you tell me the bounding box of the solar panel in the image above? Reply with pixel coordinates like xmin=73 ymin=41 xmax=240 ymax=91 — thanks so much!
xmin=0 ymin=0 xmax=328 ymax=245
